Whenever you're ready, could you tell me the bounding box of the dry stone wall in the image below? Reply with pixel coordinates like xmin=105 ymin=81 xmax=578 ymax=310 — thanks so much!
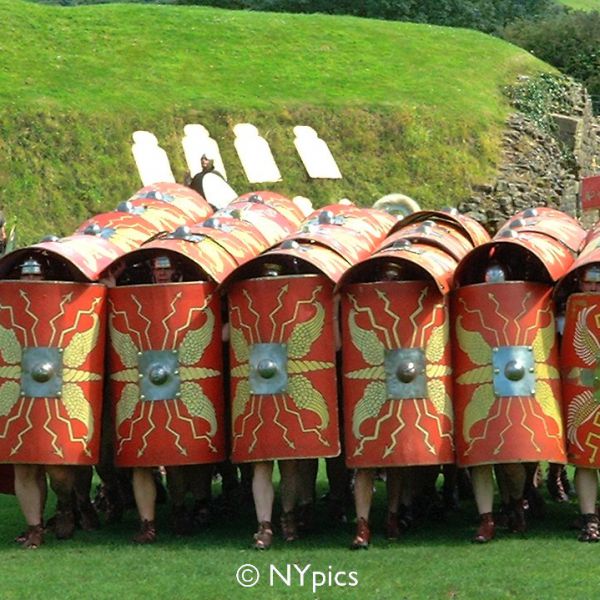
xmin=458 ymin=81 xmax=600 ymax=233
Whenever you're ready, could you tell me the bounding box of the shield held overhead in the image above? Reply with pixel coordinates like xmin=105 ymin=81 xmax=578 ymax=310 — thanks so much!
xmin=108 ymin=282 xmax=225 ymax=467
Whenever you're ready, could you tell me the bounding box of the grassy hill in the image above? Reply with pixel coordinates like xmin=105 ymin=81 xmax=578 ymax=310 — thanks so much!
xmin=558 ymin=0 xmax=600 ymax=9
xmin=1 ymin=0 xmax=553 ymax=244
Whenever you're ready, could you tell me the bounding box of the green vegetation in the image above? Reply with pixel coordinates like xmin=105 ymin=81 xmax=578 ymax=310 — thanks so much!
xmin=504 ymin=9 xmax=600 ymax=112
xmin=558 ymin=0 xmax=600 ymax=9
xmin=1 ymin=0 xmax=553 ymax=245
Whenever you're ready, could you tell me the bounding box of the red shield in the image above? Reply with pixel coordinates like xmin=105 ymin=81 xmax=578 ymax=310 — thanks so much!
xmin=561 ymin=294 xmax=600 ymax=466
xmin=341 ymin=281 xmax=454 ymax=468
xmin=108 ymin=282 xmax=225 ymax=467
xmin=129 ymin=182 xmax=213 ymax=222
xmin=229 ymin=275 xmax=340 ymax=462
xmin=452 ymin=282 xmax=565 ymax=466
xmin=0 ymin=281 xmax=106 ymax=465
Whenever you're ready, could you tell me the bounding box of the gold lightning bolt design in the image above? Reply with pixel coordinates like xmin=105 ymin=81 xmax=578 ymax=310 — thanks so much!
xmin=138 ymin=402 xmax=156 ymax=458
xmin=269 ymin=284 xmax=289 ymax=343
xmin=164 ymin=400 xmax=188 ymax=456
xmin=272 ymin=397 xmax=295 ymax=450
xmin=375 ymin=288 xmax=402 ymax=347
xmin=281 ymin=395 xmax=329 ymax=446
xmin=20 ymin=290 xmax=41 ymax=347
xmin=54 ymin=398 xmax=92 ymax=456
xmin=41 ymin=399 xmax=63 ymax=458
xmin=354 ymin=400 xmax=396 ymax=457
xmin=383 ymin=402 xmax=407 ymax=458
xmin=174 ymin=400 xmax=218 ymax=453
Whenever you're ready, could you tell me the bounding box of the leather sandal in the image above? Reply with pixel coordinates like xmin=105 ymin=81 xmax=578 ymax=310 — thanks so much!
xmin=473 ymin=512 xmax=495 ymax=543
xmin=578 ymin=513 xmax=600 ymax=542
xmin=253 ymin=521 xmax=273 ymax=550
xmin=351 ymin=517 xmax=370 ymax=550
xmin=133 ymin=519 xmax=157 ymax=544
xmin=280 ymin=511 xmax=298 ymax=542
xmin=21 ymin=524 xmax=44 ymax=549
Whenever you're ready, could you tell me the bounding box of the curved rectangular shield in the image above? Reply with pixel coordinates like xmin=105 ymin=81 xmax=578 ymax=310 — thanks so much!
xmin=229 ymin=275 xmax=340 ymax=462
xmin=342 ymin=280 xmax=454 ymax=468
xmin=108 ymin=282 xmax=225 ymax=467
xmin=562 ymin=293 xmax=600 ymax=466
xmin=452 ymin=282 xmax=565 ymax=466
xmin=0 ymin=281 xmax=106 ymax=465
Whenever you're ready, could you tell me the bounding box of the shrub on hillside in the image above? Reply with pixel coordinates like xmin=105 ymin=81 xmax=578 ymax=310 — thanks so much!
xmin=503 ymin=10 xmax=600 ymax=113
xmin=174 ymin=0 xmax=562 ymax=33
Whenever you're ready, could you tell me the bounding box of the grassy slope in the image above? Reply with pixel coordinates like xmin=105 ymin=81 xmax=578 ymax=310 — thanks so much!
xmin=0 ymin=0 xmax=552 ymax=244
xmin=559 ymin=0 xmax=600 ymax=9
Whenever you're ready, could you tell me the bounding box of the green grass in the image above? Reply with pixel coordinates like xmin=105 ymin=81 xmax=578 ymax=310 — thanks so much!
xmin=0 ymin=0 xmax=553 ymax=245
xmin=559 ymin=0 xmax=600 ymax=9
xmin=0 ymin=466 xmax=595 ymax=599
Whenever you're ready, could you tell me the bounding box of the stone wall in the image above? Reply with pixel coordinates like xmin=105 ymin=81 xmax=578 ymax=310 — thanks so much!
xmin=458 ymin=81 xmax=600 ymax=233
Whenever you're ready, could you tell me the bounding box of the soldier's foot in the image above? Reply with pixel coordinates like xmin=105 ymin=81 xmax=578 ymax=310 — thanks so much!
xmin=578 ymin=514 xmax=600 ymax=542
xmin=280 ymin=510 xmax=298 ymax=542
xmin=133 ymin=519 xmax=157 ymax=544
xmin=21 ymin=524 xmax=44 ymax=549
xmin=472 ymin=512 xmax=495 ymax=543
xmin=253 ymin=521 xmax=273 ymax=550
xmin=350 ymin=517 xmax=370 ymax=550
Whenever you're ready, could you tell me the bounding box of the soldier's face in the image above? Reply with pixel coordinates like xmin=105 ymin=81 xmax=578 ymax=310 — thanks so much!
xmin=581 ymin=279 xmax=600 ymax=293
xmin=152 ymin=267 xmax=175 ymax=284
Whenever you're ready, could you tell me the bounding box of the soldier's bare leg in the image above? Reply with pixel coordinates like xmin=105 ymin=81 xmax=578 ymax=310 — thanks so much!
xmin=14 ymin=464 xmax=45 ymax=526
xmin=46 ymin=465 xmax=76 ymax=539
xmin=576 ymin=467 xmax=598 ymax=514
xmin=351 ymin=468 xmax=374 ymax=549
xmin=278 ymin=459 xmax=299 ymax=541
xmin=575 ymin=467 xmax=600 ymax=542
xmin=14 ymin=464 xmax=46 ymax=548
xmin=471 ymin=464 xmax=495 ymax=543
xmin=252 ymin=461 xmax=274 ymax=549
xmin=132 ymin=466 xmax=157 ymax=544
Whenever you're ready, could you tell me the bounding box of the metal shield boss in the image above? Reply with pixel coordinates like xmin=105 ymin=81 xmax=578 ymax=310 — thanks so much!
xmin=108 ymin=282 xmax=224 ymax=467
xmin=0 ymin=281 xmax=106 ymax=465
xmin=452 ymin=282 xmax=565 ymax=466
xmin=561 ymin=294 xmax=600 ymax=466
xmin=342 ymin=280 xmax=454 ymax=468
xmin=229 ymin=275 xmax=340 ymax=462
